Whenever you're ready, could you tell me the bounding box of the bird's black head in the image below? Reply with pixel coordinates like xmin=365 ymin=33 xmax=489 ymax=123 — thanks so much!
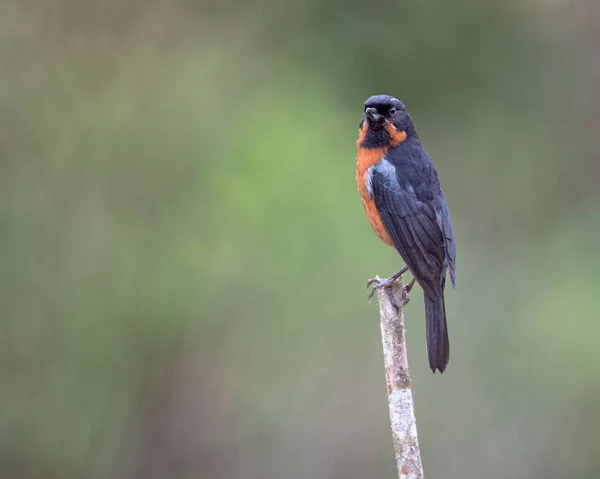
xmin=359 ymin=95 xmax=416 ymax=149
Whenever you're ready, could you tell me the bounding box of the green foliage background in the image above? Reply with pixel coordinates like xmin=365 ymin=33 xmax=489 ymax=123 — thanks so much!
xmin=1 ymin=1 xmax=599 ymax=478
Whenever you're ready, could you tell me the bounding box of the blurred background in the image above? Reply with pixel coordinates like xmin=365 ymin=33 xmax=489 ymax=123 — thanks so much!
xmin=1 ymin=0 xmax=599 ymax=478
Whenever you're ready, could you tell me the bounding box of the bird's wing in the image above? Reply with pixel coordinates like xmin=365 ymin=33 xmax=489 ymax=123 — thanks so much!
xmin=440 ymin=202 xmax=456 ymax=289
xmin=370 ymin=158 xmax=447 ymax=298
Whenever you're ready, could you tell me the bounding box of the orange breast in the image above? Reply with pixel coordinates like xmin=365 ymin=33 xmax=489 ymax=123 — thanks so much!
xmin=355 ymin=123 xmax=394 ymax=247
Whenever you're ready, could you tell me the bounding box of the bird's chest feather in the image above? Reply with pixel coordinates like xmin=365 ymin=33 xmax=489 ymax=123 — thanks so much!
xmin=355 ymin=145 xmax=394 ymax=246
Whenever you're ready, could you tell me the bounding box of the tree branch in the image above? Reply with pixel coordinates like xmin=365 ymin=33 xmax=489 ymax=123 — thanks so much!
xmin=374 ymin=275 xmax=424 ymax=479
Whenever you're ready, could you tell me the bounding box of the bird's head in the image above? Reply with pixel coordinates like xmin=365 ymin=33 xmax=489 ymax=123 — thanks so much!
xmin=359 ymin=95 xmax=416 ymax=149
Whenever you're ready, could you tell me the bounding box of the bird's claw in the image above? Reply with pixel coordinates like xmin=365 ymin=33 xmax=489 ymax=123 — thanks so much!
xmin=400 ymin=277 xmax=416 ymax=305
xmin=367 ymin=276 xmax=394 ymax=299
xmin=366 ymin=266 xmax=414 ymax=302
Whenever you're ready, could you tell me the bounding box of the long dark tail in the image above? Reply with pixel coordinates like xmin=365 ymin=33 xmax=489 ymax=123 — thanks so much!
xmin=424 ymin=293 xmax=450 ymax=373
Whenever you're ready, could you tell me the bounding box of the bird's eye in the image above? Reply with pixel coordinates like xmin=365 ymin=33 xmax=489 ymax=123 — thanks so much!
xmin=389 ymin=108 xmax=397 ymax=116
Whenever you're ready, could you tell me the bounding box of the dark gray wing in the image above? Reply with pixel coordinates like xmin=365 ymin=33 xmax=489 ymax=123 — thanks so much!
xmin=440 ymin=202 xmax=456 ymax=288
xmin=370 ymin=159 xmax=448 ymax=298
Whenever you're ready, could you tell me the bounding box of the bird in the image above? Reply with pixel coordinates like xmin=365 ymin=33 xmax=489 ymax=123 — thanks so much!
xmin=355 ymin=94 xmax=456 ymax=373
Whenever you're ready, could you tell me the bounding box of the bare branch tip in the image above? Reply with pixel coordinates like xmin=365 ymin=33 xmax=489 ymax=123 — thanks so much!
xmin=369 ymin=271 xmax=424 ymax=478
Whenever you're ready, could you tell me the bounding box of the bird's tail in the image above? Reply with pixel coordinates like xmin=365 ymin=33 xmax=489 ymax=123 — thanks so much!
xmin=424 ymin=293 xmax=450 ymax=373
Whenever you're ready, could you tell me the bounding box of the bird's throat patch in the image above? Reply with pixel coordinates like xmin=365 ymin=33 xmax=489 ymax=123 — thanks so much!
xmin=385 ymin=122 xmax=407 ymax=147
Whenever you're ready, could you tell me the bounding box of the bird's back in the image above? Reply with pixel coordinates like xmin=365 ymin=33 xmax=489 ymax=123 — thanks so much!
xmin=371 ymin=138 xmax=456 ymax=295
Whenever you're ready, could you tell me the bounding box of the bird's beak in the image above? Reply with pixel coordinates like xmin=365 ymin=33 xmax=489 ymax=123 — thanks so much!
xmin=365 ymin=107 xmax=381 ymax=122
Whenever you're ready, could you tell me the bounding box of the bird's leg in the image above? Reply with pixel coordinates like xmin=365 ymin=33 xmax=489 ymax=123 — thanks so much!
xmin=401 ymin=277 xmax=416 ymax=305
xmin=367 ymin=266 xmax=409 ymax=299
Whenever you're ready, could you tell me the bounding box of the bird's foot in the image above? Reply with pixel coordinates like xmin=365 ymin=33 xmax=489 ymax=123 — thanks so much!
xmin=367 ymin=266 xmax=409 ymax=300
xmin=402 ymin=277 xmax=416 ymax=304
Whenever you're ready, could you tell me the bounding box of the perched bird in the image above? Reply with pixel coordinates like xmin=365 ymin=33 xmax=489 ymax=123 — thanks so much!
xmin=356 ymin=95 xmax=456 ymax=373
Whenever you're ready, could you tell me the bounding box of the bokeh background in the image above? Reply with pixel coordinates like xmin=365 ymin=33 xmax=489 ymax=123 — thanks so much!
xmin=2 ymin=0 xmax=599 ymax=478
